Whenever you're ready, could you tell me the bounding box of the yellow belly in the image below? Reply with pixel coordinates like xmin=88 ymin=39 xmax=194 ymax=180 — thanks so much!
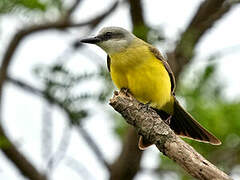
xmin=109 ymin=45 xmax=174 ymax=113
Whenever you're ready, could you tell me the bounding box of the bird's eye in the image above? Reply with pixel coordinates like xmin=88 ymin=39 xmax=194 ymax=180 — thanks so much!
xmin=105 ymin=32 xmax=112 ymax=37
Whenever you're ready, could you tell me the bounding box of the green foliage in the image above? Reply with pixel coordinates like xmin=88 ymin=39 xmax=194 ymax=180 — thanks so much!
xmin=147 ymin=26 xmax=165 ymax=44
xmin=0 ymin=0 xmax=47 ymax=14
xmin=34 ymin=62 xmax=114 ymax=126
xmin=0 ymin=136 xmax=11 ymax=148
xmin=113 ymin=113 xmax=128 ymax=140
xmin=133 ymin=25 xmax=149 ymax=42
xmin=17 ymin=0 xmax=46 ymax=11
xmin=0 ymin=0 xmax=63 ymax=16
xmin=159 ymin=59 xmax=240 ymax=179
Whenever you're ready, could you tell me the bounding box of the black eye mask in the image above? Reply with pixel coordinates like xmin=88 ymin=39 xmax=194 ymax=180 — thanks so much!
xmin=98 ymin=32 xmax=125 ymax=41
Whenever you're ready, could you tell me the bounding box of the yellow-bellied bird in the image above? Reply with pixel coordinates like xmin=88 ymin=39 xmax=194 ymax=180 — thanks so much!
xmin=80 ymin=27 xmax=221 ymax=150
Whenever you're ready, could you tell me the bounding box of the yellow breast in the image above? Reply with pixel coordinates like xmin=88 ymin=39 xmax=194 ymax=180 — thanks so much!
xmin=109 ymin=41 xmax=173 ymax=113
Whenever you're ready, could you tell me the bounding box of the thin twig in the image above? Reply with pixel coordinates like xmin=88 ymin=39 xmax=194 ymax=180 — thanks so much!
xmin=169 ymin=0 xmax=240 ymax=79
xmin=65 ymin=0 xmax=83 ymax=19
xmin=0 ymin=1 xmax=118 ymax=179
xmin=109 ymin=1 xmax=147 ymax=179
xmin=0 ymin=124 xmax=48 ymax=180
xmin=47 ymin=125 xmax=72 ymax=172
xmin=41 ymin=103 xmax=53 ymax=169
xmin=76 ymin=126 xmax=111 ymax=171
xmin=65 ymin=156 xmax=95 ymax=180
xmin=7 ymin=76 xmax=111 ymax=171
xmin=0 ymin=0 xmax=119 ymax=103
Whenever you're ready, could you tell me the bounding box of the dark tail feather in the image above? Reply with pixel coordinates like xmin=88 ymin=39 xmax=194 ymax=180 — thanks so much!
xmin=138 ymin=99 xmax=221 ymax=150
xmin=170 ymin=99 xmax=221 ymax=145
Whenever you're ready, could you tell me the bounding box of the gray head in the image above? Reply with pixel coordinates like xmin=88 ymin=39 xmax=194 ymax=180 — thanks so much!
xmin=80 ymin=27 xmax=135 ymax=54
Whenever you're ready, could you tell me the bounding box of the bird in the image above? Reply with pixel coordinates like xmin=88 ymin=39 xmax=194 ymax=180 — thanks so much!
xmin=80 ymin=26 xmax=221 ymax=150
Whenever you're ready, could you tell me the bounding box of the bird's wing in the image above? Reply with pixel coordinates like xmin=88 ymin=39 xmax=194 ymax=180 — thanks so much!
xmin=149 ymin=46 xmax=176 ymax=94
xmin=107 ymin=55 xmax=111 ymax=72
xmin=107 ymin=47 xmax=175 ymax=93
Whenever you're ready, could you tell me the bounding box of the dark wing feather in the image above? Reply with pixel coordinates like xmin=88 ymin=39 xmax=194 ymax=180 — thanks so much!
xmin=170 ymin=98 xmax=221 ymax=145
xmin=107 ymin=55 xmax=111 ymax=72
xmin=149 ymin=46 xmax=176 ymax=94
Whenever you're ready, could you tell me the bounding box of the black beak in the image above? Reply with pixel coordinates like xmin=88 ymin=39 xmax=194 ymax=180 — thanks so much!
xmin=80 ymin=36 xmax=101 ymax=44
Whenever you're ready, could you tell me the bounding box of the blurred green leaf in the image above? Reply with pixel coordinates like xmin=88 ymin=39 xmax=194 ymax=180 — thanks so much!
xmin=0 ymin=136 xmax=11 ymax=148
xmin=113 ymin=114 xmax=128 ymax=140
xmin=34 ymin=61 xmax=114 ymax=127
xmin=69 ymin=110 xmax=88 ymax=126
xmin=17 ymin=0 xmax=46 ymax=11
xmin=148 ymin=26 xmax=165 ymax=44
xmin=0 ymin=0 xmax=47 ymax=14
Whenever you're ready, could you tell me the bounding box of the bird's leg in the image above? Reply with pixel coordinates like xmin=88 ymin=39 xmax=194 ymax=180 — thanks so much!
xmin=163 ymin=115 xmax=172 ymax=126
xmin=120 ymin=87 xmax=131 ymax=96
xmin=144 ymin=101 xmax=152 ymax=111
xmin=120 ymin=87 xmax=129 ymax=93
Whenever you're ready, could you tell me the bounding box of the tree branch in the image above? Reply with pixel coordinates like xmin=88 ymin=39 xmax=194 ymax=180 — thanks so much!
xmin=109 ymin=90 xmax=232 ymax=180
xmin=76 ymin=127 xmax=111 ymax=171
xmin=0 ymin=0 xmax=119 ymax=103
xmin=7 ymin=76 xmax=110 ymax=171
xmin=47 ymin=125 xmax=71 ymax=172
xmin=168 ymin=0 xmax=239 ymax=78
xmin=65 ymin=0 xmax=83 ymax=19
xmin=0 ymin=1 xmax=119 ymax=177
xmin=0 ymin=125 xmax=47 ymax=180
xmin=128 ymin=0 xmax=148 ymax=41
xmin=109 ymin=0 xmax=146 ymax=179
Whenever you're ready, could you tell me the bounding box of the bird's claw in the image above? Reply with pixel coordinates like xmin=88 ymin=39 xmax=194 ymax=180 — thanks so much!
xmin=164 ymin=115 xmax=172 ymax=125
xmin=144 ymin=101 xmax=152 ymax=111
xmin=121 ymin=88 xmax=130 ymax=94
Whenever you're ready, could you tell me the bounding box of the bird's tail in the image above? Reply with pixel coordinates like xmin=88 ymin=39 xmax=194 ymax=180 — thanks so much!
xmin=169 ymin=99 xmax=221 ymax=145
xmin=138 ymin=98 xmax=221 ymax=150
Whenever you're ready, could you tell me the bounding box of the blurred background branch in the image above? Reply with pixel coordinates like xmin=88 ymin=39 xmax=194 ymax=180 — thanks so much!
xmin=0 ymin=0 xmax=240 ymax=179
xmin=168 ymin=0 xmax=239 ymax=79
xmin=0 ymin=0 xmax=118 ymax=179
xmin=7 ymin=75 xmax=111 ymax=171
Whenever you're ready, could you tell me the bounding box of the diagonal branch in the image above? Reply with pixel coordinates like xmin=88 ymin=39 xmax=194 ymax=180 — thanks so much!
xmin=0 ymin=0 xmax=119 ymax=104
xmin=47 ymin=125 xmax=72 ymax=172
xmin=7 ymin=76 xmax=110 ymax=171
xmin=128 ymin=0 xmax=148 ymax=41
xmin=82 ymin=1 xmax=119 ymax=28
xmin=168 ymin=0 xmax=240 ymax=78
xmin=0 ymin=2 xmax=119 ymax=178
xmin=0 ymin=124 xmax=47 ymax=180
xmin=109 ymin=0 xmax=146 ymax=179
xmin=65 ymin=0 xmax=83 ymax=19
xmin=109 ymin=90 xmax=232 ymax=180
xmin=76 ymin=127 xmax=111 ymax=171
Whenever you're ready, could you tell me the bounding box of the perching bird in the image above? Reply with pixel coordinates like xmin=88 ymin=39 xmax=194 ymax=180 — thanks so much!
xmin=80 ymin=27 xmax=221 ymax=150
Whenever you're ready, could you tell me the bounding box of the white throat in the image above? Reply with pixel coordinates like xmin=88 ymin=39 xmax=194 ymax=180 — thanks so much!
xmin=97 ymin=38 xmax=133 ymax=54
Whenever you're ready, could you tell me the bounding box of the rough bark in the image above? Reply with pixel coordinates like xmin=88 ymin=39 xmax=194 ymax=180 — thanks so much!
xmin=110 ymin=90 xmax=232 ymax=180
xmin=109 ymin=1 xmax=240 ymax=179
xmin=109 ymin=0 xmax=146 ymax=179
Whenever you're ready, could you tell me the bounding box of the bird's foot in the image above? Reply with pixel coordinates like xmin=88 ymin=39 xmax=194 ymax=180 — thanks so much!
xmin=163 ymin=115 xmax=172 ymax=126
xmin=120 ymin=88 xmax=131 ymax=96
xmin=144 ymin=101 xmax=152 ymax=111
xmin=120 ymin=87 xmax=129 ymax=93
